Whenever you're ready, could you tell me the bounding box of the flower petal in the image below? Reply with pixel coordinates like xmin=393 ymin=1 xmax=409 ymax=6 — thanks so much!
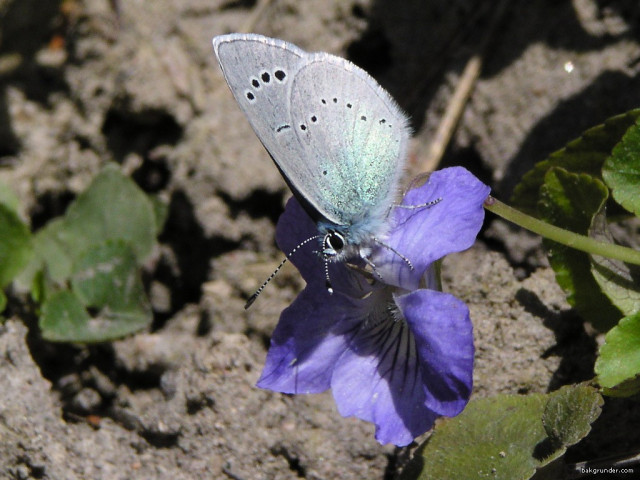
xmin=395 ymin=289 xmax=474 ymax=417
xmin=257 ymin=284 xmax=368 ymax=394
xmin=330 ymin=301 xmax=439 ymax=446
xmin=275 ymin=197 xmax=325 ymax=287
xmin=268 ymin=169 xmax=482 ymax=445
xmin=375 ymin=167 xmax=490 ymax=289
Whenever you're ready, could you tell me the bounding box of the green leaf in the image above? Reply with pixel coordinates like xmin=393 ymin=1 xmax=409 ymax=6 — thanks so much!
xmin=18 ymin=218 xmax=74 ymax=289
xmin=149 ymin=194 xmax=169 ymax=236
xmin=512 ymin=109 xmax=640 ymax=214
xmin=595 ymin=311 xmax=640 ymax=397
xmin=71 ymin=240 xmax=148 ymax=312
xmin=603 ymin=117 xmax=640 ymax=216
xmin=538 ymin=168 xmax=621 ymax=330
xmin=39 ymin=240 xmax=151 ymax=343
xmin=0 ymin=203 xmax=33 ymax=287
xmin=0 ymin=181 xmax=20 ymax=213
xmin=30 ymin=269 xmax=45 ymax=304
xmin=15 ymin=164 xmax=160 ymax=298
xmin=589 ymin=211 xmax=640 ymax=316
xmin=0 ymin=289 xmax=6 ymax=314
xmin=15 ymin=218 xmax=74 ymax=300
xmin=40 ymin=290 xmax=92 ymax=342
xmin=60 ymin=164 xmax=157 ymax=263
xmin=401 ymin=385 xmax=602 ymax=480
xmin=542 ymin=385 xmax=603 ymax=447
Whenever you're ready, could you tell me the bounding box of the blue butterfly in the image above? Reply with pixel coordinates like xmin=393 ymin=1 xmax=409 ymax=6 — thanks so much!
xmin=213 ymin=34 xmax=437 ymax=307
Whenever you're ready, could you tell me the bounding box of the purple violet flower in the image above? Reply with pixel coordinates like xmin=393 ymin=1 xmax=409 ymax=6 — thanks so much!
xmin=256 ymin=167 xmax=491 ymax=446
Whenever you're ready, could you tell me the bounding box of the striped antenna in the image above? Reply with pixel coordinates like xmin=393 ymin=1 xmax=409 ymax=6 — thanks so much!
xmin=324 ymin=255 xmax=333 ymax=294
xmin=245 ymin=234 xmax=322 ymax=309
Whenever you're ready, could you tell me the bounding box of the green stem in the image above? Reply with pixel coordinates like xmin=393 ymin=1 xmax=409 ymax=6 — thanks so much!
xmin=484 ymin=196 xmax=640 ymax=266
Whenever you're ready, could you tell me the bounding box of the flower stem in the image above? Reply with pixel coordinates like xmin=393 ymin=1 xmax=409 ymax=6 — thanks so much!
xmin=484 ymin=196 xmax=640 ymax=266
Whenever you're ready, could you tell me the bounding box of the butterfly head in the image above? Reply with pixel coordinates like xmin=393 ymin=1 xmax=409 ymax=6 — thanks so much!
xmin=318 ymin=225 xmax=376 ymax=263
xmin=319 ymin=223 xmax=368 ymax=262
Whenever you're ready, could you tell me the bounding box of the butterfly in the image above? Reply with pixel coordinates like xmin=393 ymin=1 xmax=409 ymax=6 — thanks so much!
xmin=213 ymin=34 xmax=434 ymax=307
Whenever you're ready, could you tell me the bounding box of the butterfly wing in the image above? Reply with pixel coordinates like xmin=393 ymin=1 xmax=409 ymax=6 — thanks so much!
xmin=214 ymin=34 xmax=334 ymax=223
xmin=213 ymin=34 xmax=409 ymax=236
xmin=288 ymin=54 xmax=409 ymax=235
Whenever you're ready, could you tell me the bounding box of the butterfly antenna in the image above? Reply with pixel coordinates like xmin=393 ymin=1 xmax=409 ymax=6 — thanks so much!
xmin=324 ymin=255 xmax=333 ymax=294
xmin=245 ymin=235 xmax=321 ymax=309
xmin=373 ymin=238 xmax=414 ymax=271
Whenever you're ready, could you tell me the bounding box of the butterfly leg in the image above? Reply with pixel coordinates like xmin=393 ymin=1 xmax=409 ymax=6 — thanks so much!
xmin=372 ymin=238 xmax=414 ymax=271
xmin=361 ymin=253 xmax=384 ymax=281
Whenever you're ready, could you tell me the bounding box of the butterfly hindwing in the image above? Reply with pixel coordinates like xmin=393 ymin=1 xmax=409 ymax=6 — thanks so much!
xmin=288 ymin=54 xmax=409 ymax=229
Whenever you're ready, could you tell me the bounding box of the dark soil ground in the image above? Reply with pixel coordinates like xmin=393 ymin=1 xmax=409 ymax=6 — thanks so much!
xmin=1 ymin=1 xmax=640 ymax=478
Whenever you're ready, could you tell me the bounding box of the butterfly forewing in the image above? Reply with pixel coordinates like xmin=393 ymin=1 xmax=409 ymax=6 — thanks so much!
xmin=213 ymin=34 xmax=318 ymax=199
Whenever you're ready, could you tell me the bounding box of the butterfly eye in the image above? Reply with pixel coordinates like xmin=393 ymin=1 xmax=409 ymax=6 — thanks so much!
xmin=324 ymin=231 xmax=345 ymax=255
